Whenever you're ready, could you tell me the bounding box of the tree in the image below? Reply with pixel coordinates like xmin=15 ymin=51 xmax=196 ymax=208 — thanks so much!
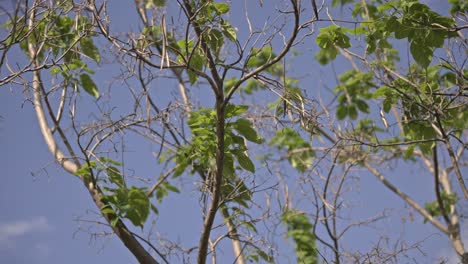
xmin=1 ymin=0 xmax=467 ymax=263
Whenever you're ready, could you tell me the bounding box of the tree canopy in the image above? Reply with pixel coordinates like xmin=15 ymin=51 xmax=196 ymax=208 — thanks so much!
xmin=1 ymin=0 xmax=467 ymax=263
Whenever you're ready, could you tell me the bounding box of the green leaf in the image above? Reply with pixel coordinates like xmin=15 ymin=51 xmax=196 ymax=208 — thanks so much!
xmin=225 ymin=104 xmax=248 ymax=118
xmin=403 ymin=121 xmax=437 ymax=154
xmin=281 ymin=209 xmax=318 ymax=264
xmin=101 ymin=206 xmax=116 ymax=216
xmin=314 ymin=25 xmax=351 ymax=64
xmin=110 ymin=217 xmax=120 ymax=227
xmin=224 ymin=77 xmax=239 ymax=93
xmin=188 ymin=51 xmax=205 ymax=84
xmin=247 ymin=46 xmax=275 ymax=68
xmin=348 ymin=105 xmax=358 ymax=120
xmin=355 ymin=99 xmax=370 ymax=113
xmin=80 ymin=74 xmax=99 ymax=98
xmin=50 ymin=67 xmax=61 ymax=75
xmin=234 ymin=150 xmax=255 ymax=173
xmin=378 ymin=1 xmax=398 ymax=12
xmin=80 ymin=37 xmax=100 ymax=63
xmin=233 ymin=118 xmax=263 ymax=144
xmin=154 ymin=0 xmax=165 ymax=6
xmin=213 ymin=3 xmax=230 ymax=14
xmin=125 ymin=187 xmax=150 ymax=227
xmin=404 ymin=145 xmax=416 ymax=160
xmin=107 ymin=166 xmax=124 ymax=187
xmin=146 ymin=0 xmax=165 ymax=8
xmin=332 ymin=0 xmax=353 ymax=7
xmin=336 ymin=105 xmax=347 ymax=120
xmin=223 ymin=153 xmax=235 ymax=177
xmin=221 ymin=20 xmax=237 ymax=42
xmin=373 ymin=86 xmax=392 ymax=98
xmin=150 ymin=204 xmax=159 ymax=215
xmin=385 ymin=16 xmax=401 ymax=33
xmin=243 ymin=79 xmax=264 ymax=94
xmin=394 ymin=29 xmax=409 ymax=40
xmin=173 ymin=155 xmax=188 ymax=178
xmin=205 ymin=29 xmax=224 ymax=56
xmin=410 ymin=41 xmax=433 ymax=68
xmin=449 ymin=0 xmax=468 ymax=14
xmin=257 ymin=249 xmax=274 ymax=263
xmin=424 ymin=191 xmax=458 ymax=223
xmin=99 ymin=157 xmax=123 ymax=166
xmin=164 ymin=182 xmax=180 ymax=193
xmin=270 ymin=128 xmax=314 ymax=173
xmin=74 ymin=161 xmax=96 ymax=181
xmin=156 ymin=186 xmax=168 ymax=202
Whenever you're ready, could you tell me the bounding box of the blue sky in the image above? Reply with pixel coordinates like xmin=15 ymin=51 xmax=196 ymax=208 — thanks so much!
xmin=1 ymin=1 xmax=466 ymax=263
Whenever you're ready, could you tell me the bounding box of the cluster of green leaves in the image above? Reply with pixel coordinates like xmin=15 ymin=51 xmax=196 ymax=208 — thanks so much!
xmin=281 ymin=209 xmax=318 ymax=264
xmin=319 ymin=0 xmax=465 ymax=158
xmin=179 ymin=2 xmax=235 ymax=83
xmin=372 ymin=86 xmax=398 ymax=113
xmin=139 ymin=25 xmax=179 ymax=53
xmin=449 ymin=0 xmax=468 ymax=14
xmin=350 ymin=2 xmax=399 ymax=63
xmin=270 ymin=128 xmax=314 ymax=173
xmin=75 ymin=158 xmax=153 ymax=228
xmin=374 ymin=64 xmax=468 ymax=154
xmin=172 ymin=104 xmax=262 ymax=206
xmin=384 ymin=1 xmax=456 ymax=67
xmin=138 ymin=1 xmax=235 ymax=85
xmin=245 ymin=246 xmax=273 ymax=263
xmin=349 ymin=0 xmax=457 ymax=67
xmin=168 ymin=104 xmax=270 ymax=257
xmin=424 ymin=191 xmax=458 ymax=223
xmin=352 ymin=118 xmax=383 ymax=139
xmin=335 ymin=70 xmax=375 ymax=120
xmin=153 ymin=180 xmax=180 ymax=206
xmin=247 ymin=46 xmax=277 ymax=69
xmin=350 ymin=0 xmax=456 ymax=68
xmin=194 ymin=2 xmax=236 ymax=42
xmin=4 ymin=8 xmax=100 ymax=98
xmin=315 ymin=25 xmax=351 ymax=65
xmin=177 ymin=40 xmax=207 ymax=84
xmin=101 ymin=186 xmax=152 ymax=228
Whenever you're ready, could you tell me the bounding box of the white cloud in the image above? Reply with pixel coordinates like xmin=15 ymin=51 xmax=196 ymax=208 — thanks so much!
xmin=0 ymin=216 xmax=51 ymax=243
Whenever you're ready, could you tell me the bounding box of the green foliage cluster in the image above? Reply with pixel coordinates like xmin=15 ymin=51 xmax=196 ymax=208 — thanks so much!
xmin=171 ymin=104 xmax=262 ymax=207
xmin=315 ymin=25 xmax=351 ymax=65
xmin=75 ymin=158 xmax=153 ymax=228
xmin=5 ymin=6 xmax=100 ymax=98
xmin=281 ymin=209 xmax=318 ymax=264
xmin=384 ymin=1 xmax=456 ymax=67
xmin=270 ymin=128 xmax=314 ymax=173
xmin=335 ymin=70 xmax=375 ymax=120
xmin=424 ymin=191 xmax=458 ymax=223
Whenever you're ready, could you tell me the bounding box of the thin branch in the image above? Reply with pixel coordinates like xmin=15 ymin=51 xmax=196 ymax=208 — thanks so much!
xmin=221 ymin=207 xmax=246 ymax=264
xmin=434 ymin=115 xmax=468 ymax=199
xmin=224 ymin=0 xmax=301 ymax=105
xmin=146 ymin=166 xmax=177 ymax=197
xmin=432 ymin=145 xmax=451 ymax=224
xmin=364 ymin=162 xmax=448 ymax=234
